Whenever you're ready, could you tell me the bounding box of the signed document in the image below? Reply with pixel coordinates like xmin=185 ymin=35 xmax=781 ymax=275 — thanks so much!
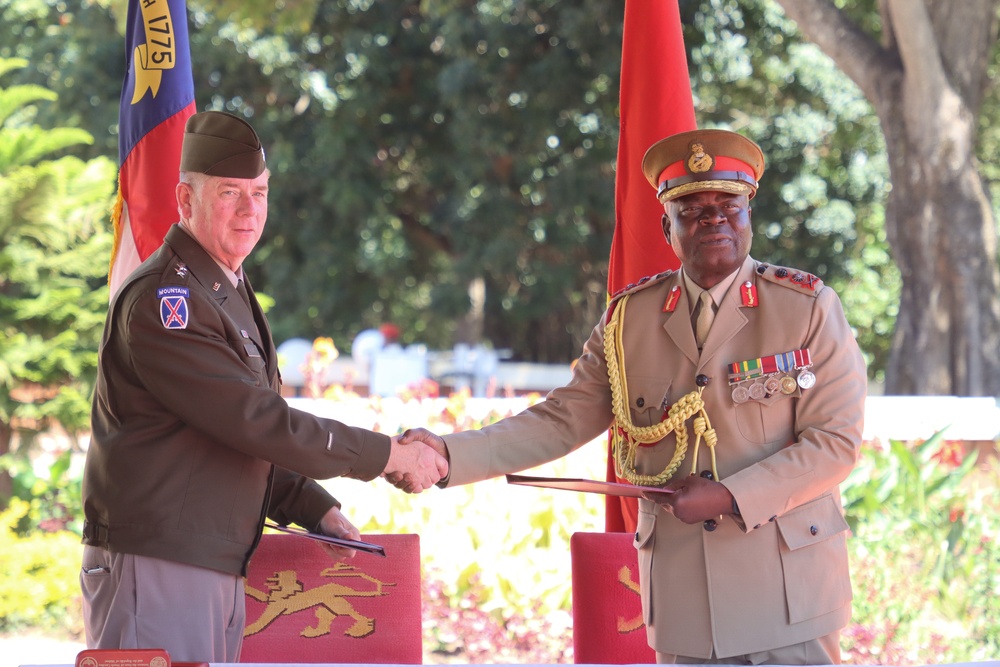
xmin=506 ymin=474 xmax=675 ymax=499
xmin=264 ymin=522 xmax=386 ymax=557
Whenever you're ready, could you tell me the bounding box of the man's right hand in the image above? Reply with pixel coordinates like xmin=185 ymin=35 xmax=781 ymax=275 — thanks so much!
xmin=382 ymin=430 xmax=449 ymax=493
xmin=382 ymin=428 xmax=449 ymax=493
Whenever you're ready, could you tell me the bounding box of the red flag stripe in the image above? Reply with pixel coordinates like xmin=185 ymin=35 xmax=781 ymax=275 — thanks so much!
xmin=109 ymin=0 xmax=195 ymax=296
xmin=605 ymin=0 xmax=696 ymax=533
xmin=120 ymin=107 xmax=195 ymax=260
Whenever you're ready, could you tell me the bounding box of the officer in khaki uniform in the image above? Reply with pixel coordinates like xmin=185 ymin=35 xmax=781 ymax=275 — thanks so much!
xmin=396 ymin=129 xmax=867 ymax=664
xmin=81 ymin=111 xmax=445 ymax=662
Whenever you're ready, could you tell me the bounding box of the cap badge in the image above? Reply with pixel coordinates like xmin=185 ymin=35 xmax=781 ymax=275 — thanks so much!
xmin=686 ymin=142 xmax=714 ymax=174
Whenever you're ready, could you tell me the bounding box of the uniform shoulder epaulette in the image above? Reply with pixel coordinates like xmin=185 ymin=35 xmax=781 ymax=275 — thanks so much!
xmin=158 ymin=260 xmax=192 ymax=284
xmin=754 ymin=262 xmax=824 ymax=296
xmin=609 ymin=269 xmax=675 ymax=304
xmin=118 ymin=247 xmax=190 ymax=295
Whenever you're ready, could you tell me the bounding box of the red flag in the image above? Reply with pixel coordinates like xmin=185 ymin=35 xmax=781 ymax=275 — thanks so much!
xmin=605 ymin=0 xmax=695 ymax=532
xmin=109 ymin=0 xmax=196 ymax=297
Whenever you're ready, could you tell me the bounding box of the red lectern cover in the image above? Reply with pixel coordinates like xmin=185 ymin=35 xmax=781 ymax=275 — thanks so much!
xmin=570 ymin=532 xmax=656 ymax=664
xmin=75 ymin=649 xmax=207 ymax=667
xmin=241 ymin=533 xmax=422 ymax=664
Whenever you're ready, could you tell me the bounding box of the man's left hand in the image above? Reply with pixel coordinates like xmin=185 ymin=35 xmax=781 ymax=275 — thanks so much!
xmin=644 ymin=474 xmax=736 ymax=524
xmin=317 ymin=506 xmax=361 ymax=560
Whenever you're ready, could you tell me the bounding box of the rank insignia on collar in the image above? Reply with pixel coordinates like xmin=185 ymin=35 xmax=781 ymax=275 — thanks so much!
xmin=158 ymin=286 xmax=190 ymax=330
xmin=740 ymin=281 xmax=758 ymax=307
xmin=663 ymin=285 xmax=681 ymax=312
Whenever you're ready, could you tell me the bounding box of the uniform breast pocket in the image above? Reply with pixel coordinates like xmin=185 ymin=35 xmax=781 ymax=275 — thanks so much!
xmin=733 ymin=391 xmax=796 ymax=444
xmin=626 ymin=377 xmax=672 ymax=427
xmin=240 ymin=342 xmax=268 ymax=385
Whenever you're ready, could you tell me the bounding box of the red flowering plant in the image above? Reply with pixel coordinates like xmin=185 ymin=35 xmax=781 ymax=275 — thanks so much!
xmin=288 ymin=353 xmax=1000 ymax=664
xmin=840 ymin=429 xmax=994 ymax=664
xmin=421 ymin=567 xmax=573 ymax=663
xmin=842 ymin=430 xmax=978 ymax=533
xmin=301 ymin=337 xmax=347 ymax=399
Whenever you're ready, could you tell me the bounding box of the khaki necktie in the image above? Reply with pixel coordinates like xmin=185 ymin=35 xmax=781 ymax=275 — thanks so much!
xmin=695 ymin=290 xmax=716 ymax=348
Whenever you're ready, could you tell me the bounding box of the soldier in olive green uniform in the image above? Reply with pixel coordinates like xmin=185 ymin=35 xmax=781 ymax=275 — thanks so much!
xmin=396 ymin=129 xmax=866 ymax=664
xmin=81 ymin=112 xmax=446 ymax=662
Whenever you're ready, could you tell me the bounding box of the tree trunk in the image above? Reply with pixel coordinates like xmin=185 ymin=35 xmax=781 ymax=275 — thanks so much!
xmin=0 ymin=420 xmax=13 ymax=507
xmin=455 ymin=276 xmax=486 ymax=345
xmin=881 ymin=113 xmax=1000 ymax=395
xmin=774 ymin=0 xmax=1000 ymax=396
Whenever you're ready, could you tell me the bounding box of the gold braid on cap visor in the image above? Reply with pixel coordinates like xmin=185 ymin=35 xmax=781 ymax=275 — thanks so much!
xmin=658 ymin=179 xmax=754 ymax=202
xmin=605 ymin=293 xmax=720 ymax=486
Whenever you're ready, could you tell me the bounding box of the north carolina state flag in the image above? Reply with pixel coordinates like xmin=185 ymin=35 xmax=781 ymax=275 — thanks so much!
xmin=109 ymin=0 xmax=195 ymax=297
xmin=605 ymin=0 xmax=695 ymax=533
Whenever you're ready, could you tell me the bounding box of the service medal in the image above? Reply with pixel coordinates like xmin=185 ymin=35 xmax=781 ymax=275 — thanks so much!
xmin=797 ymin=370 xmax=816 ymax=389
xmin=728 ymin=348 xmax=813 ymax=398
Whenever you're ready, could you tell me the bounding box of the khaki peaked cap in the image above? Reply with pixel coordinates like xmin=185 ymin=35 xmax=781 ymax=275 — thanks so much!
xmin=180 ymin=111 xmax=266 ymax=178
xmin=642 ymin=128 xmax=765 ymax=202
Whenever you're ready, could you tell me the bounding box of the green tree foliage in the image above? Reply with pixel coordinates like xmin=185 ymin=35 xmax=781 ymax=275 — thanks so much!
xmin=0 ymin=56 xmax=115 ymax=502
xmin=185 ymin=0 xmax=901 ymax=369
xmin=1 ymin=0 xmax=950 ymax=381
xmin=0 ymin=0 xmax=122 ymax=160
xmin=773 ymin=0 xmax=1000 ymax=396
xmin=182 ymin=0 xmax=626 ymax=362
xmin=681 ymin=0 xmax=898 ymax=380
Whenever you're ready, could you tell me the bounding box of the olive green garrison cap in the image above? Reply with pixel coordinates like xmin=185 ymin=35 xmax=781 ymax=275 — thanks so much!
xmin=180 ymin=111 xmax=266 ymax=178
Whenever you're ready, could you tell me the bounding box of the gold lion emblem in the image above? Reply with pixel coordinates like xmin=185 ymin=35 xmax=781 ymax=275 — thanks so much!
xmin=616 ymin=564 xmax=644 ymax=634
xmin=244 ymin=562 xmax=396 ymax=639
xmin=686 ymin=142 xmax=714 ymax=174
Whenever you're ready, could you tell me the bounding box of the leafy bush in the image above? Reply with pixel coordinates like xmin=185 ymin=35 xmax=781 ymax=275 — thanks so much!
xmin=4 ymin=389 xmax=999 ymax=664
xmin=841 ymin=432 xmax=1000 ymax=664
xmin=422 ymin=567 xmax=573 ymax=664
xmin=0 ymin=446 xmax=85 ymax=636
xmin=0 ymin=498 xmax=82 ymax=635
xmin=1 ymin=448 xmax=83 ymax=535
xmin=325 ymin=394 xmax=605 ymax=663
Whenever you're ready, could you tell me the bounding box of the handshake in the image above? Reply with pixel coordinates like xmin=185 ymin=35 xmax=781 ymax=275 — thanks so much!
xmin=381 ymin=428 xmax=448 ymax=493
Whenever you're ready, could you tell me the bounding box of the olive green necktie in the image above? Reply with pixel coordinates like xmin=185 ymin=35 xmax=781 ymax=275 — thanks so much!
xmin=236 ymin=278 xmax=253 ymax=310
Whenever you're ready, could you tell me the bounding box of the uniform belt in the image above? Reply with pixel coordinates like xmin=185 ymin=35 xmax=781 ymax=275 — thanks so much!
xmin=82 ymin=520 xmax=109 ymax=543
